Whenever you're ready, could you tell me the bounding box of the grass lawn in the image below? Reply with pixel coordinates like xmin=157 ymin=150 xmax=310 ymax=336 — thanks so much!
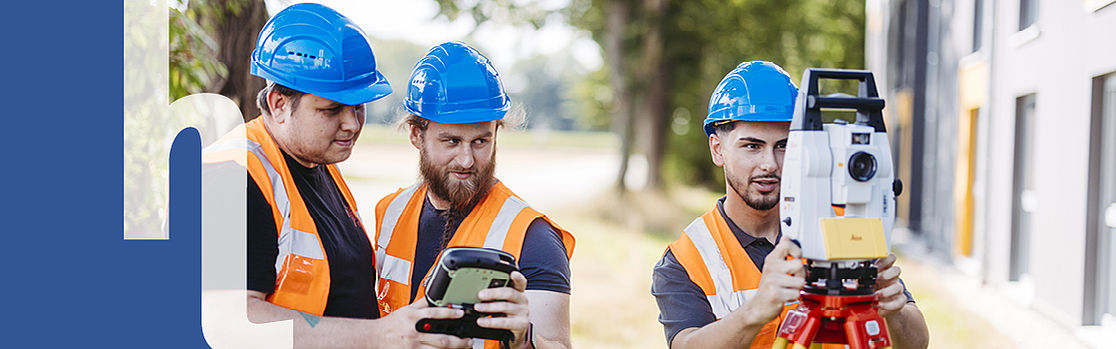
xmin=898 ymin=254 xmax=1007 ymax=348
xmin=556 ymin=188 xmax=718 ymax=349
xmin=347 ymin=127 xmax=1004 ymax=348
xmin=554 ymin=187 xmax=1005 ymax=348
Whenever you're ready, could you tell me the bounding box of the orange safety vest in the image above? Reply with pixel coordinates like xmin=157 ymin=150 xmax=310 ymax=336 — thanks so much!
xmin=202 ymin=117 xmax=367 ymax=316
xmin=669 ymin=208 xmax=842 ymax=349
xmin=374 ymin=181 xmax=575 ymax=348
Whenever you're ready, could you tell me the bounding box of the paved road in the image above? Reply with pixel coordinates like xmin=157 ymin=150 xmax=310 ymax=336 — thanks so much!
xmin=338 ymin=132 xmax=644 ymax=348
xmin=338 ymin=139 xmax=620 ymax=220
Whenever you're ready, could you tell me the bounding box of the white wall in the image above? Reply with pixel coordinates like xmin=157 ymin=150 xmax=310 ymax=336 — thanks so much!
xmin=984 ymin=0 xmax=1116 ymax=326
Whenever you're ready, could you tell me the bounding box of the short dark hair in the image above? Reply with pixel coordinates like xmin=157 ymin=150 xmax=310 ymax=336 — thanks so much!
xmin=256 ymin=81 xmax=305 ymax=116
xmin=712 ymin=121 xmax=738 ymax=137
xmin=403 ymin=113 xmax=508 ymax=134
xmin=404 ymin=113 xmax=431 ymax=132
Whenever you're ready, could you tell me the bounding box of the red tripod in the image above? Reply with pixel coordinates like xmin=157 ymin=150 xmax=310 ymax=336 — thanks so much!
xmin=771 ymin=261 xmax=892 ymax=349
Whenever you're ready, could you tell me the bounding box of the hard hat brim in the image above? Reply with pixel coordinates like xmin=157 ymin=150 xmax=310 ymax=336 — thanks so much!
xmin=254 ymin=67 xmax=393 ymax=106
xmin=703 ymin=115 xmax=792 ymax=136
xmin=312 ymin=71 xmax=393 ymax=106
xmin=404 ymin=105 xmax=509 ymax=125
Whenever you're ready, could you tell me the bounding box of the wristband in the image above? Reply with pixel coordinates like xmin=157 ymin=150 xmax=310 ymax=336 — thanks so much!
xmin=528 ymin=322 xmax=536 ymax=349
xmin=501 ymin=323 xmax=534 ymax=349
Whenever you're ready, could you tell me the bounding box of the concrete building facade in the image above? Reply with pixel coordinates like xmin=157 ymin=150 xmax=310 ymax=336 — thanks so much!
xmin=866 ymin=0 xmax=1116 ymax=345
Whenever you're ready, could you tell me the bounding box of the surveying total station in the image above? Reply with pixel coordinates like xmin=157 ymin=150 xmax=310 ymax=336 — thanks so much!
xmin=774 ymin=68 xmax=901 ymax=349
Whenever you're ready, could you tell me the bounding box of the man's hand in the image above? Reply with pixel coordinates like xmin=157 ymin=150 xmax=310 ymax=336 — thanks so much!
xmin=474 ymin=271 xmax=532 ymax=349
xmin=748 ymin=236 xmax=806 ymax=324
xmin=872 ymin=254 xmax=930 ymax=349
xmin=378 ymin=298 xmax=474 ymax=349
xmin=671 ymin=236 xmax=807 ymax=349
xmin=873 ymin=253 xmax=907 ymax=318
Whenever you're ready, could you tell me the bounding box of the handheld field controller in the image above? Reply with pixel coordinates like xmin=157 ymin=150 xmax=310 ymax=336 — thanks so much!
xmin=415 ymin=247 xmax=519 ymax=342
xmin=773 ymin=68 xmax=902 ymax=349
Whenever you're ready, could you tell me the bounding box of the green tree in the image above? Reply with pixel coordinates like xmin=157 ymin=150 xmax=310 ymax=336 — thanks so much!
xmin=361 ymin=38 xmax=432 ymax=125
xmin=434 ymin=0 xmax=866 ymax=190
xmin=126 ymin=0 xmax=261 ymax=235
xmin=659 ymin=0 xmax=866 ymax=187
xmin=510 ymin=53 xmax=593 ymax=131
xmin=171 ymin=0 xmax=268 ymax=120
xmin=169 ymin=7 xmax=226 ymax=102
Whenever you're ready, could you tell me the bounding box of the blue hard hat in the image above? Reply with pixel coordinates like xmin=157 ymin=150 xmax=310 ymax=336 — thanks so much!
xmin=404 ymin=42 xmax=510 ymax=124
xmin=703 ymin=61 xmax=798 ymax=135
xmin=251 ymin=3 xmax=391 ymax=105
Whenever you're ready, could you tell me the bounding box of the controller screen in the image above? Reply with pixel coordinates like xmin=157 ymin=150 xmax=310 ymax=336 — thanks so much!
xmin=440 ymin=267 xmax=511 ymax=305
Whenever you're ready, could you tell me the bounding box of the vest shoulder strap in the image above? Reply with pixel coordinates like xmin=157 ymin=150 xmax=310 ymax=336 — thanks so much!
xmin=374 ymin=183 xmax=424 ymax=286
xmin=670 ymin=208 xmax=766 ymax=319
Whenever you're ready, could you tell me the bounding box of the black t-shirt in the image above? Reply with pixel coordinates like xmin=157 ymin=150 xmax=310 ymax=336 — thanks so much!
xmin=244 ymin=151 xmax=378 ymax=319
xmin=651 ymin=197 xmax=913 ymax=347
xmin=408 ymin=194 xmax=571 ymax=302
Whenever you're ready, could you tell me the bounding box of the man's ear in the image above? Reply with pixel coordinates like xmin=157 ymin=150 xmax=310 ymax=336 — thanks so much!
xmin=710 ymin=133 xmax=725 ymax=167
xmin=266 ymin=90 xmax=291 ymax=124
xmin=409 ymin=125 xmax=423 ymax=150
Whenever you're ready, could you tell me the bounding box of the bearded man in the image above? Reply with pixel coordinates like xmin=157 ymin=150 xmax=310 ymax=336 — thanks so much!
xmin=372 ymin=41 xmax=576 ymax=349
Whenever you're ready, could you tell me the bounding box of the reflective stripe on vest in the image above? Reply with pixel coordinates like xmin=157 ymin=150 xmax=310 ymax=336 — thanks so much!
xmin=482 ymin=195 xmax=530 ymax=249
xmin=682 ymin=216 xmax=758 ymax=319
xmin=202 ymin=118 xmax=362 ymax=316
xmin=375 ymin=183 xmax=546 ymax=286
xmin=374 ymin=182 xmax=575 ymax=349
xmin=376 ymin=184 xmax=420 ymax=285
xmin=670 ymin=208 xmax=807 ymax=349
xmin=203 ymin=133 xmax=326 ymax=269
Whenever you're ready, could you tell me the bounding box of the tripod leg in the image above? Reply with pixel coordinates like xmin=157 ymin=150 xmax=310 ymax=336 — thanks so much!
xmin=789 ymin=308 xmax=824 ymax=349
xmin=843 ymin=300 xmax=891 ymax=349
xmin=771 ymin=337 xmax=789 ymax=349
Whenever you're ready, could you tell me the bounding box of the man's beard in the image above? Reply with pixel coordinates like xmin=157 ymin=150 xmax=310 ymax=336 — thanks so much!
xmin=419 ymin=147 xmax=497 ymax=214
xmin=727 ymin=169 xmax=780 ymax=211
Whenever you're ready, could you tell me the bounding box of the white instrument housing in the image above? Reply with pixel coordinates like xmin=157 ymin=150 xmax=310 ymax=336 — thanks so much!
xmin=778 ymin=69 xmax=896 ymax=261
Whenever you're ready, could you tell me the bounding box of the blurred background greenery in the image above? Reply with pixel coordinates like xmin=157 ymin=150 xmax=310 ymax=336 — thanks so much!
xmin=169 ymin=0 xmax=865 ymax=195
xmin=166 ymin=1 xmax=1008 ymax=347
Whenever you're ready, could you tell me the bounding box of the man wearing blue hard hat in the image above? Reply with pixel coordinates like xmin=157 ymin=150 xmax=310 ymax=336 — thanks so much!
xmin=203 ymin=4 xmax=472 ymax=348
xmin=373 ymin=41 xmax=576 ymax=349
xmin=650 ymin=61 xmax=928 ymax=349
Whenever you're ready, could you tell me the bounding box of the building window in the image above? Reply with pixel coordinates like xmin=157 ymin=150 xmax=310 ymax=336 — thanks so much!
xmin=1010 ymin=94 xmax=1037 ymax=281
xmin=1018 ymin=0 xmax=1038 ymax=31
xmin=973 ymin=0 xmax=984 ymax=52
xmin=1086 ymin=73 xmax=1116 ymax=325
xmin=1101 ymin=75 xmax=1116 ymax=325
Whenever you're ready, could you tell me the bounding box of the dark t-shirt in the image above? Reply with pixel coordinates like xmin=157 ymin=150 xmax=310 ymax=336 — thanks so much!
xmin=408 ymin=193 xmax=571 ymax=302
xmin=651 ymin=197 xmax=913 ymax=347
xmin=244 ymin=151 xmax=378 ymax=319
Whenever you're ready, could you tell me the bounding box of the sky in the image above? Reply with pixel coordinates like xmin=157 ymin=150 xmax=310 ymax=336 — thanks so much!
xmin=261 ymin=0 xmax=604 ymax=74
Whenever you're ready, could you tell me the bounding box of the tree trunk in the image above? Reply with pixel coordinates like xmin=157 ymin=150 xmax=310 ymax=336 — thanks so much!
xmin=200 ymin=0 xmax=269 ymax=121
xmin=636 ymin=0 xmax=669 ymax=191
xmin=605 ymin=0 xmax=634 ymax=194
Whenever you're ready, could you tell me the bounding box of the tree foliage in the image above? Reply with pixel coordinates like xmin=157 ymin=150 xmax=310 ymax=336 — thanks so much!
xmin=433 ymin=0 xmax=554 ymax=29
xmin=171 ymin=0 xmax=267 ymax=120
xmin=434 ymin=0 xmax=866 ymax=188
xmin=169 ymin=7 xmax=226 ymax=102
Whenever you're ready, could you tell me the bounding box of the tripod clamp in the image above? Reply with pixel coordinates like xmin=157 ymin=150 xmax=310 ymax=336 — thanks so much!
xmin=804 ymin=260 xmax=878 ymax=296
